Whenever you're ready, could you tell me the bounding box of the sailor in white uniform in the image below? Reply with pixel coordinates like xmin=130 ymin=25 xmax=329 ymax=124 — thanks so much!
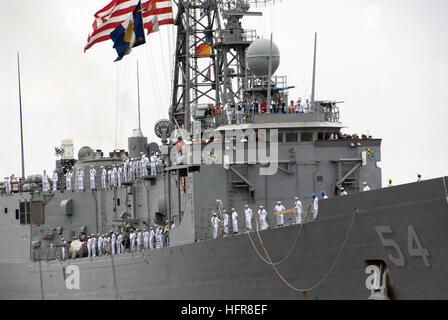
xmin=97 ymin=234 xmax=103 ymax=256
xmin=91 ymin=234 xmax=97 ymax=257
xmin=222 ymin=210 xmax=229 ymax=236
xmin=111 ymin=232 xmax=117 ymax=255
xmin=51 ymin=170 xmax=58 ymax=191
xmin=87 ymin=235 xmax=92 ymax=257
xmin=117 ymin=165 xmax=123 ymax=187
xmin=117 ymin=233 xmax=123 ymax=254
xmin=143 ymin=229 xmax=150 ymax=250
xmin=211 ymin=212 xmax=220 ymax=239
xmin=100 ymin=166 xmax=107 ymax=189
xmin=244 ymin=205 xmax=253 ymax=231
xmin=65 ymin=170 xmax=73 ymax=191
xmin=155 ymin=226 xmax=163 ymax=248
xmin=231 ymin=208 xmax=238 ymax=234
xmin=136 ymin=229 xmax=143 ymax=251
xmin=257 ymin=206 xmax=268 ymax=230
xmin=340 ymin=187 xmax=348 ymax=196
xmin=312 ymin=193 xmax=319 ymax=220
xmin=294 ymin=197 xmax=302 ymax=224
xmin=89 ymin=165 xmax=97 ymax=190
xmin=274 ymin=201 xmax=286 ymax=227
xmin=111 ymin=164 xmax=118 ymax=187
xmin=223 ymin=99 xmax=234 ymax=124
xmin=129 ymin=230 xmax=136 ymax=252
xmin=42 ymin=170 xmax=50 ymax=192
xmin=107 ymin=167 xmax=112 ymax=188
xmin=150 ymin=152 xmax=157 ymax=176
xmin=362 ymin=181 xmax=370 ymax=192
xmin=149 ymin=227 xmax=155 ymax=249
xmin=77 ymin=168 xmax=84 ymax=191
xmin=140 ymin=152 xmax=148 ymax=176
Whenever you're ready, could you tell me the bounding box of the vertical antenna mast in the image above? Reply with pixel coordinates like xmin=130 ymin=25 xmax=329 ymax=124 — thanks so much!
xmin=137 ymin=60 xmax=141 ymax=130
xmin=17 ymin=53 xmax=25 ymax=180
xmin=311 ymin=32 xmax=317 ymax=106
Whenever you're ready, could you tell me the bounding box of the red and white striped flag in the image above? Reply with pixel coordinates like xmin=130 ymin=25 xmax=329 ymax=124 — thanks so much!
xmin=84 ymin=0 xmax=174 ymax=52
xmin=142 ymin=0 xmax=174 ymax=35
xmin=84 ymin=0 xmax=139 ymax=52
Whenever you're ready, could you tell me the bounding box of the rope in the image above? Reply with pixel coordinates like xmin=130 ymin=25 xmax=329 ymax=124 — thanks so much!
xmin=246 ymin=204 xmax=312 ymax=266
xmin=248 ymin=207 xmax=358 ymax=293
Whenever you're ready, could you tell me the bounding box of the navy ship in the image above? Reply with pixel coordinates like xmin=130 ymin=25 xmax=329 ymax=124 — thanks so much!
xmin=1 ymin=0 xmax=448 ymax=300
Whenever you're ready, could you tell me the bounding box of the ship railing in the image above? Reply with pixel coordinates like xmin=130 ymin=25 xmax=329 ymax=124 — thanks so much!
xmin=243 ymin=75 xmax=288 ymax=92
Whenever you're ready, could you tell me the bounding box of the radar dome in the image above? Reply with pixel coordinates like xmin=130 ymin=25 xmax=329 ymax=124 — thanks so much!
xmin=246 ymin=38 xmax=280 ymax=76
xmin=78 ymin=146 xmax=94 ymax=160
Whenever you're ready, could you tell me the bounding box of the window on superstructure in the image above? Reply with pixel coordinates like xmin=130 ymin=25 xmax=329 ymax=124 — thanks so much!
xmin=19 ymin=201 xmax=30 ymax=224
xmin=285 ymin=132 xmax=298 ymax=143
xmin=301 ymin=132 xmax=313 ymax=142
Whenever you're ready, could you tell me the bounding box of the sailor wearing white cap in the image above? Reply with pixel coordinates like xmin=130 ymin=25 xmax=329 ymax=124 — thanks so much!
xmin=150 ymin=152 xmax=157 ymax=176
xmin=136 ymin=229 xmax=143 ymax=251
xmin=111 ymin=231 xmax=117 ymax=255
xmin=257 ymin=206 xmax=268 ymax=230
xmin=42 ymin=170 xmax=50 ymax=192
xmin=339 ymin=187 xmax=348 ymax=196
xmin=51 ymin=170 xmax=58 ymax=191
xmin=244 ymin=205 xmax=253 ymax=231
xmin=117 ymin=164 xmax=123 ymax=187
xmin=362 ymin=181 xmax=370 ymax=192
xmin=231 ymin=208 xmax=238 ymax=234
xmin=89 ymin=165 xmax=97 ymax=190
xmin=65 ymin=169 xmax=73 ymax=191
xmin=149 ymin=227 xmax=155 ymax=249
xmin=274 ymin=201 xmax=286 ymax=227
xmin=97 ymin=233 xmax=103 ymax=256
xmin=117 ymin=232 xmax=123 ymax=254
xmin=111 ymin=164 xmax=118 ymax=187
xmin=222 ymin=210 xmax=229 ymax=236
xmin=87 ymin=235 xmax=92 ymax=257
xmin=129 ymin=229 xmax=136 ymax=252
xmin=294 ymin=197 xmax=302 ymax=224
xmin=140 ymin=152 xmax=148 ymax=176
xmin=211 ymin=212 xmax=220 ymax=239
xmin=100 ymin=166 xmax=107 ymax=189
xmin=77 ymin=168 xmax=84 ymax=191
xmin=143 ymin=229 xmax=150 ymax=250
xmin=91 ymin=234 xmax=97 ymax=257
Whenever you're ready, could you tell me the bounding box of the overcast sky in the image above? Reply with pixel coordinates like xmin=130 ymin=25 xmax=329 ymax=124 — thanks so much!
xmin=0 ymin=0 xmax=447 ymax=187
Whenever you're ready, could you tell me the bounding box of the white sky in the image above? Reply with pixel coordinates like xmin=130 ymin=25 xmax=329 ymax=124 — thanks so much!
xmin=0 ymin=0 xmax=447 ymax=187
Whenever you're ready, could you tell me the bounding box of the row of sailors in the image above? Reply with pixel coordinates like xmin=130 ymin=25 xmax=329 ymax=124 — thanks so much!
xmin=40 ymin=152 xmax=164 ymax=192
xmin=63 ymin=226 xmax=171 ymax=259
xmin=210 ymin=196 xmax=320 ymax=239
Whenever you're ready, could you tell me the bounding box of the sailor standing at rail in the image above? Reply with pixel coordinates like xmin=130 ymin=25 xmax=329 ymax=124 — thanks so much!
xmin=150 ymin=152 xmax=157 ymax=176
xmin=89 ymin=165 xmax=97 ymax=190
xmin=42 ymin=170 xmax=50 ymax=192
xmin=107 ymin=167 xmax=112 ymax=188
xmin=155 ymin=226 xmax=163 ymax=248
xmin=149 ymin=227 xmax=155 ymax=249
xmin=128 ymin=158 xmax=135 ymax=180
xmin=123 ymin=160 xmax=128 ymax=181
xmin=117 ymin=164 xmax=123 ymax=187
xmin=321 ymin=191 xmax=328 ymax=199
xmin=211 ymin=212 xmax=220 ymax=239
xmin=97 ymin=233 xmax=103 ymax=256
xmin=312 ymin=193 xmax=319 ymax=220
xmin=91 ymin=234 xmax=97 ymax=257
xmin=87 ymin=235 xmax=92 ymax=257
xmin=231 ymin=208 xmax=238 ymax=234
xmin=100 ymin=166 xmax=106 ymax=189
xmin=111 ymin=232 xmax=117 ymax=255
xmin=117 ymin=232 xmax=123 ymax=254
xmin=294 ymin=197 xmax=302 ymax=224
xmin=143 ymin=229 xmax=149 ymax=250
xmin=274 ymin=201 xmax=286 ymax=227
xmin=77 ymin=168 xmax=84 ymax=191
xmin=65 ymin=169 xmax=73 ymax=191
xmin=222 ymin=210 xmax=229 ymax=236
xmin=140 ymin=152 xmax=148 ymax=176
xmin=244 ymin=205 xmax=253 ymax=231
xmin=362 ymin=181 xmax=370 ymax=191
xmin=51 ymin=170 xmax=58 ymax=191
xmin=136 ymin=229 xmax=143 ymax=251
xmin=129 ymin=229 xmax=136 ymax=252
xmin=112 ymin=164 xmax=118 ymax=187
xmin=224 ymin=99 xmax=234 ymax=124
xmin=257 ymin=206 xmax=269 ymax=230
xmin=236 ymin=100 xmax=244 ymax=124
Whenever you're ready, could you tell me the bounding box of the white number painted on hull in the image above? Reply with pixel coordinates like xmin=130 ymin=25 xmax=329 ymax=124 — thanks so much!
xmin=375 ymin=225 xmax=430 ymax=267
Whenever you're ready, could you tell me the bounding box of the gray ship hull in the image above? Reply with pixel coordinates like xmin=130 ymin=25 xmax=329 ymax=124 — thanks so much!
xmin=1 ymin=177 xmax=447 ymax=299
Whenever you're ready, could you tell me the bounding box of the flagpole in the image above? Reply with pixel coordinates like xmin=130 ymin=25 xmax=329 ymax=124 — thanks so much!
xmin=137 ymin=60 xmax=141 ymax=130
xmin=17 ymin=53 xmax=25 ymax=180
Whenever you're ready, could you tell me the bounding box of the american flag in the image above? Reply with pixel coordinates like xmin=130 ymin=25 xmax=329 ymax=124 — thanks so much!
xmin=84 ymin=0 xmax=174 ymax=52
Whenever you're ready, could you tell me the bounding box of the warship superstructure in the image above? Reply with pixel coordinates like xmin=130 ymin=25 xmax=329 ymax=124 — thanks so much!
xmin=1 ymin=0 xmax=448 ymax=300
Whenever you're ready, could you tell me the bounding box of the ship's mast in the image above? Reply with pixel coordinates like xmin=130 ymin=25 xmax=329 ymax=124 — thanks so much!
xmin=17 ymin=53 xmax=25 ymax=180
xmin=311 ymin=32 xmax=317 ymax=107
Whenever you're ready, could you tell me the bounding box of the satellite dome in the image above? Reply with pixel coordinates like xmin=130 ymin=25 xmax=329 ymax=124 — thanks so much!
xmin=78 ymin=146 xmax=94 ymax=160
xmin=246 ymin=38 xmax=280 ymax=76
